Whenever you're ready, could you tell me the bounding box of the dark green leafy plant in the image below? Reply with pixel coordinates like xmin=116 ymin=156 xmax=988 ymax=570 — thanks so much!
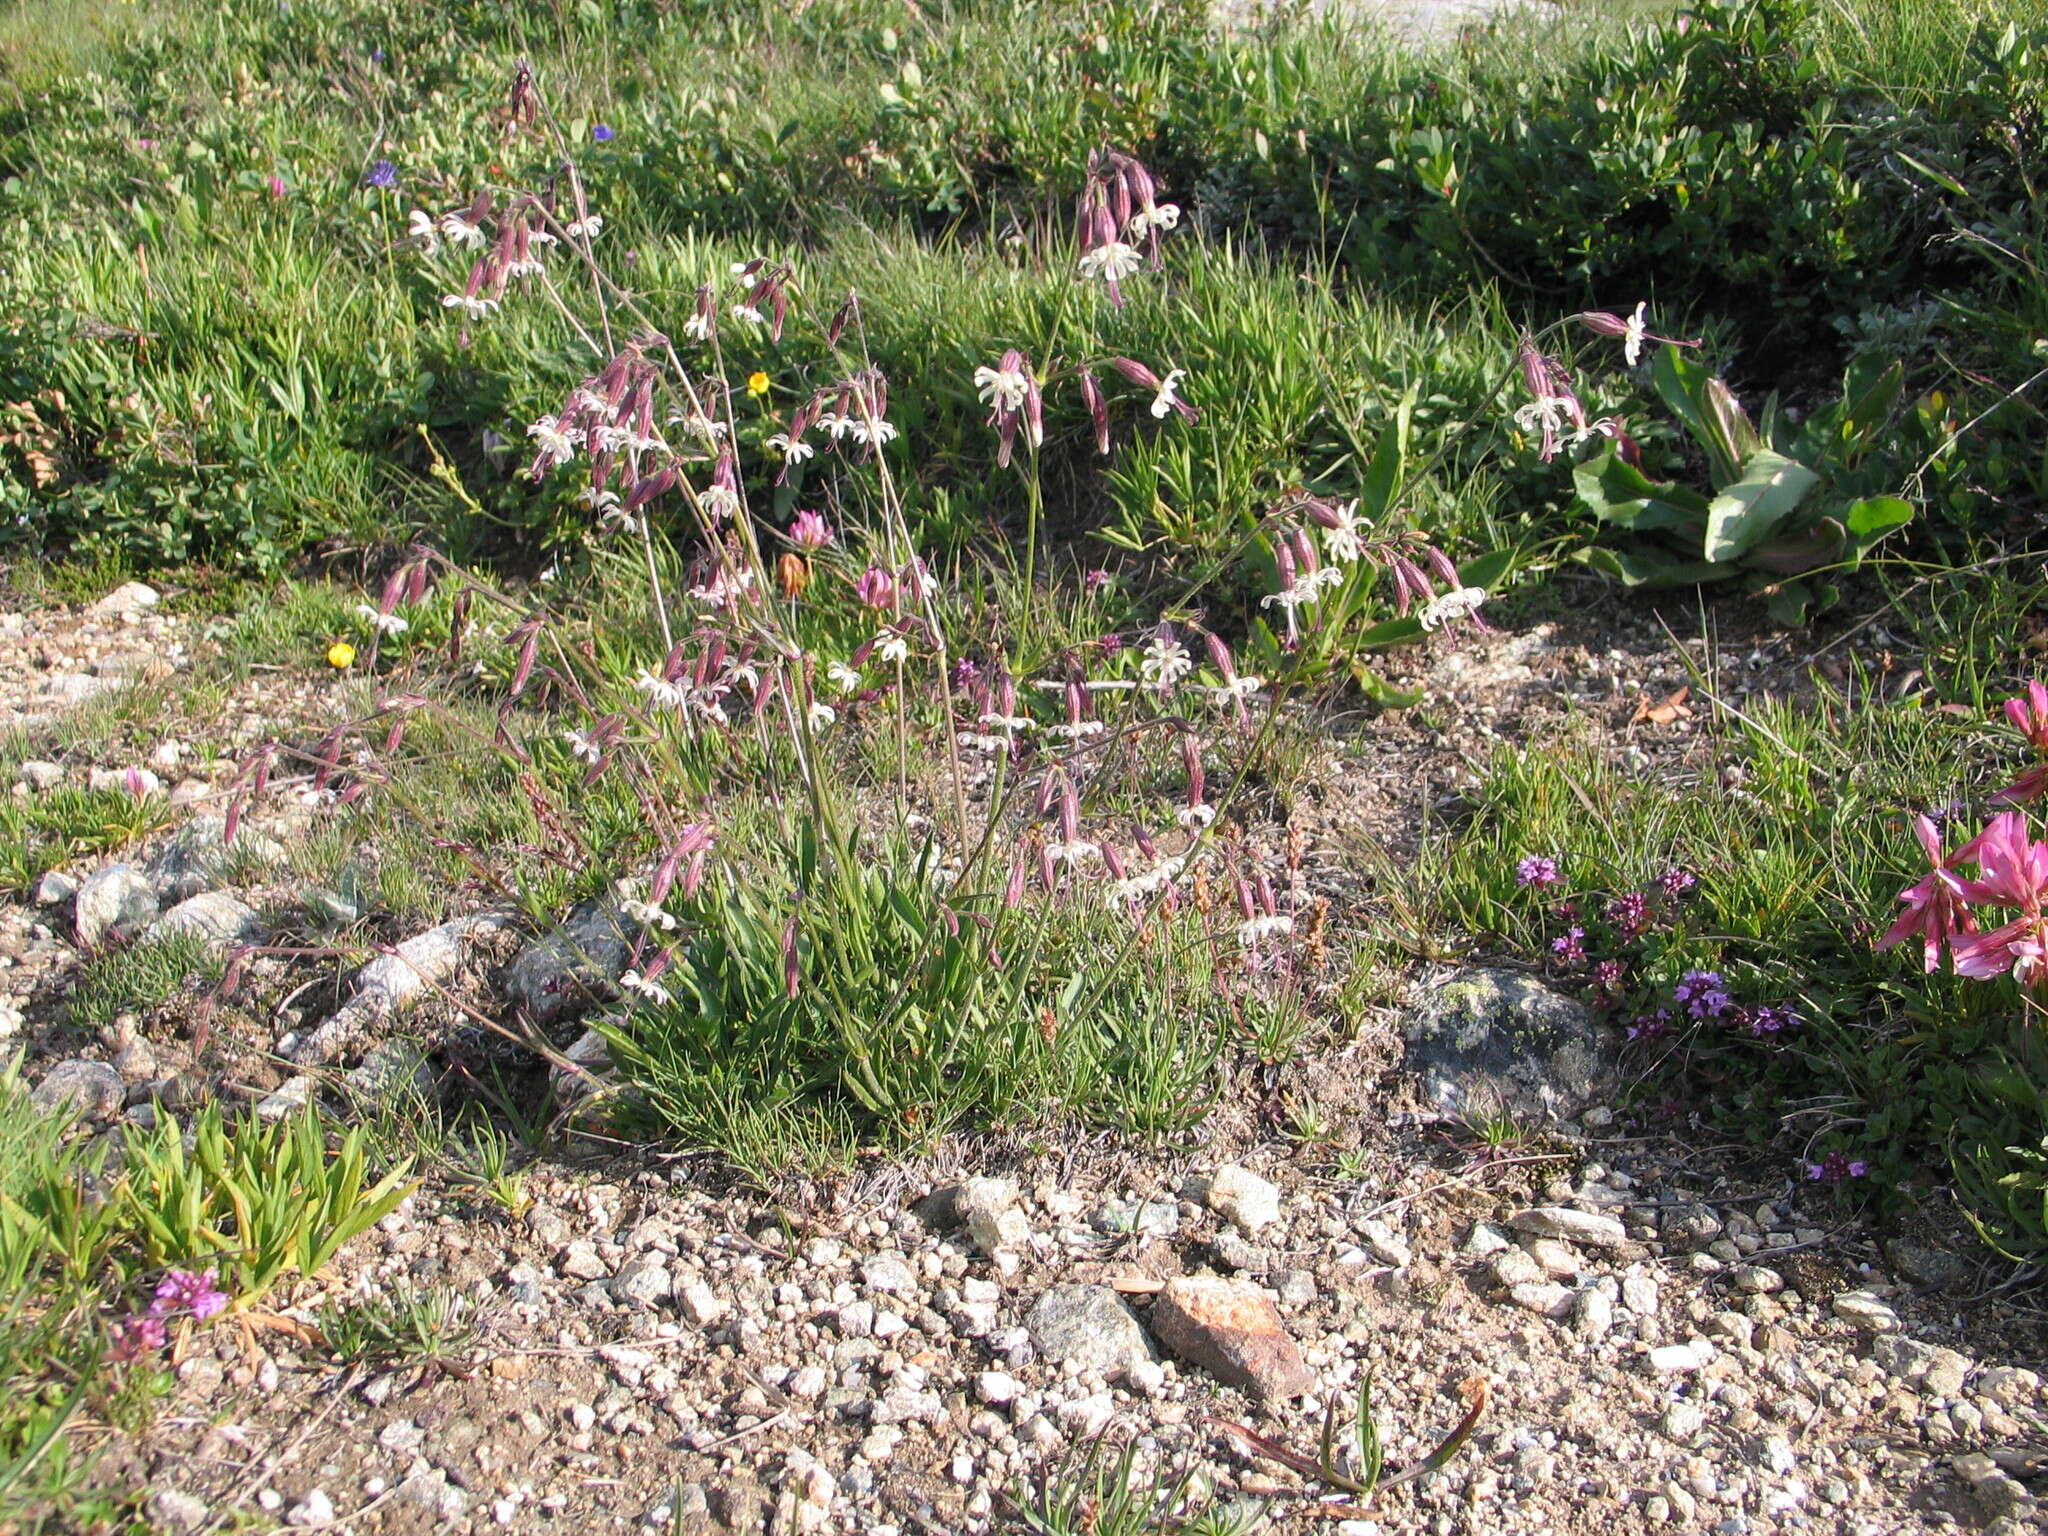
xmin=1574 ymin=346 xmax=1915 ymax=621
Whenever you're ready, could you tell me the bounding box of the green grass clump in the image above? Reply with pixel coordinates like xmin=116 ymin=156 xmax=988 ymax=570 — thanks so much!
xmin=0 ymin=788 xmax=166 ymax=896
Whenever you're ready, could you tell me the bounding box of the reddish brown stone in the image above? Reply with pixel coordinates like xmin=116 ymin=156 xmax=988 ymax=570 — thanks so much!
xmin=1150 ymin=1276 xmax=1316 ymax=1401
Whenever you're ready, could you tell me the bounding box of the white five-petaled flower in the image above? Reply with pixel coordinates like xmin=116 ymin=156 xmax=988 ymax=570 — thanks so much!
xmin=438 ymin=213 xmax=487 ymax=249
xmin=876 ymin=633 xmax=909 ymax=665
xmin=973 ymin=363 xmax=1032 ymax=413
xmin=667 ymin=411 xmax=729 ymax=442
xmin=827 ymin=661 xmax=863 ymax=693
xmin=766 ymin=433 xmax=814 ymax=464
xmin=1513 ymin=397 xmax=1572 ymax=439
xmin=526 ymin=415 xmax=582 ymax=469
xmin=1078 ymin=242 xmax=1143 ymax=283
xmin=441 ymin=294 xmax=498 ymax=319
xmin=562 ymin=729 xmax=602 ymax=763
xmin=1623 ymin=301 xmax=1651 ymax=368
xmin=697 ymin=483 xmax=741 ymax=522
xmin=682 ymin=312 xmax=714 ymax=341
xmin=634 ymin=668 xmax=686 ymax=708
xmin=619 ymin=969 xmax=672 ymax=1006
xmin=849 ymin=417 xmax=897 ymax=446
xmin=1045 ymin=840 xmax=1104 ymax=866
xmin=730 ymin=303 xmax=765 ymax=327
xmin=1177 ymin=805 xmax=1216 ymax=831
xmin=1322 ymin=500 xmax=1366 ymax=564
xmin=354 ymin=603 xmax=409 ymax=636
xmin=807 ymin=701 xmax=836 ymax=731
xmin=1126 ymin=202 xmax=1181 ymax=236
xmin=1139 ymin=635 xmax=1193 ymax=691
xmin=1148 ymin=368 xmax=1188 ymax=420
xmin=1235 ymin=914 xmax=1295 ymax=946
xmin=978 ymin=711 xmax=1033 ymax=732
xmin=1212 ymin=675 xmax=1265 ymax=700
xmin=956 ymin=731 xmax=1012 ymax=754
xmin=818 ymin=412 xmax=855 ymax=441
xmin=565 ymin=214 xmax=604 ymax=240
xmin=406 ymin=210 xmax=439 ymax=252
xmin=505 ymin=257 xmax=544 ymax=281
xmin=619 ymin=897 xmax=678 ymax=932
xmin=1418 ymin=586 xmax=1488 ymax=631
xmin=592 ymin=423 xmax=632 ymax=454
xmin=689 ymin=566 xmax=753 ymax=609
xmin=1108 ymin=852 xmax=1192 ymax=903
xmin=1045 ymin=719 xmax=1105 ymax=740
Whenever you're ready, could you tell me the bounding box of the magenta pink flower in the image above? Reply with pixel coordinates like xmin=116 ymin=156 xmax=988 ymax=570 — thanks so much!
xmin=1992 ymin=681 xmax=2048 ymax=803
xmin=1875 ymin=814 xmax=1977 ymax=974
xmin=1948 ymin=811 xmax=2048 ymax=986
xmin=853 ymin=565 xmax=896 ymax=610
xmin=787 ymin=510 xmax=834 ymax=550
xmin=152 ymin=1267 xmax=229 ymax=1321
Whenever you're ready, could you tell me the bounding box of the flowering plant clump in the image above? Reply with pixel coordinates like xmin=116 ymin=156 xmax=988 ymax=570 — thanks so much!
xmin=109 ymin=1268 xmax=230 ymax=1362
xmin=1876 ymin=683 xmax=2048 ymax=990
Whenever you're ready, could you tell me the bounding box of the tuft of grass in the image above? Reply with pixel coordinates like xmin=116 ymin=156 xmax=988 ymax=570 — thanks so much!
xmin=68 ymin=929 xmax=224 ymax=1030
xmin=0 ymin=788 xmax=166 ymax=896
xmin=316 ymin=1280 xmax=478 ymax=1369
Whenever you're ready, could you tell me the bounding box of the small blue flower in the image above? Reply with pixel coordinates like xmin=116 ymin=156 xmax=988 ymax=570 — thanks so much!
xmin=364 ymin=159 xmax=398 ymax=190
xmin=592 ymin=123 xmax=615 ymax=142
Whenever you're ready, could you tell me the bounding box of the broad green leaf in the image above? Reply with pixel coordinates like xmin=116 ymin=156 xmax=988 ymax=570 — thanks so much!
xmin=1351 ymin=614 xmax=1425 ymax=649
xmin=1748 ymin=516 xmax=1844 ymax=574
xmin=1574 ymin=545 xmax=1739 ymax=588
xmin=1574 ymin=450 xmax=1711 ymax=531
xmin=1845 ymin=495 xmax=1913 ymax=556
xmin=1704 ymin=451 xmax=1820 ymax=562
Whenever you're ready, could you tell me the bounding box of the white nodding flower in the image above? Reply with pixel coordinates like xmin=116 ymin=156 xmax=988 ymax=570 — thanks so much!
xmin=1045 ymin=840 xmax=1104 ymax=867
xmin=1078 ymin=242 xmax=1143 ymax=283
xmin=807 ymin=701 xmax=837 ymax=731
xmin=729 ymin=663 xmax=761 ymax=693
xmin=689 ymin=566 xmax=753 ymax=609
xmin=978 ymin=711 xmax=1034 ymax=732
xmin=1148 ymin=368 xmax=1188 ymax=420
xmin=1140 ymin=635 xmax=1192 ymax=691
xmin=406 ymin=209 xmax=439 ymax=251
xmin=1260 ymin=585 xmax=1314 ymax=614
xmin=528 ymin=228 xmax=559 ymax=248
xmin=1235 ymin=914 xmax=1295 ymax=947
xmin=565 ymin=214 xmax=604 ymax=240
xmin=561 ymin=729 xmax=602 ymax=763
xmin=818 ymin=412 xmax=855 ymax=441
xmin=1177 ymin=805 xmax=1216 ymax=831
xmin=973 ymin=363 xmax=1032 ymax=413
xmin=1127 ymin=202 xmax=1181 ymax=235
xmin=766 ymin=433 xmax=815 ymax=464
xmin=578 ymin=487 xmax=619 ymax=510
xmin=438 ymin=213 xmax=487 ymax=249
xmin=827 ymin=661 xmax=863 ymax=693
xmin=682 ymin=312 xmax=713 ymax=341
xmin=619 ymin=969 xmax=672 ymax=1006
xmin=525 ymin=415 xmax=582 ymax=469
xmin=1215 ymin=675 xmax=1265 ymax=700
xmin=667 ymin=412 xmax=729 ymax=442
xmin=876 ymin=633 xmax=909 ymax=665
xmin=1418 ymin=586 xmax=1489 ymax=631
xmin=441 ymin=294 xmax=498 ymax=319
xmin=956 ymin=732 xmax=1009 ymax=753
xmin=1303 ymin=565 xmax=1347 ymax=599
xmin=600 ymin=505 xmax=641 ymax=534
xmin=592 ymin=423 xmax=632 ymax=454
xmin=697 ymin=483 xmax=741 ymax=522
xmin=620 ymin=897 xmax=678 ymax=932
xmin=1045 ymin=720 xmax=1106 ymax=740
xmin=634 ymin=668 xmax=686 ymax=708
xmin=730 ymin=303 xmax=765 ymax=328
xmin=1623 ymin=301 xmax=1651 ymax=368
xmin=1323 ymin=501 xmax=1366 ymax=564
xmin=625 ymin=429 xmax=666 ymax=456
xmin=1514 ymin=397 xmax=1572 ymax=438
xmin=1108 ymin=852 xmax=1191 ymax=903
xmin=354 ymin=603 xmax=409 ymax=636
xmin=505 ymin=257 xmax=544 ymax=281
xmin=850 ymin=417 xmax=897 ymax=446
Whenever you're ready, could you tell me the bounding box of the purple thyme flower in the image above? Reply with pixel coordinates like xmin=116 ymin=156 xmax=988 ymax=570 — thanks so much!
xmin=1592 ymin=958 xmax=1626 ymax=995
xmin=1517 ymin=855 xmax=1562 ymax=888
xmin=1660 ymin=867 xmax=1697 ymax=899
xmin=1083 ymin=568 xmax=1113 ymax=593
xmin=151 ymin=1267 xmax=229 ymax=1321
xmin=1804 ymin=1151 xmax=1868 ymax=1183
xmin=1672 ymin=968 xmax=1731 ymax=1019
xmin=1551 ymin=926 xmax=1587 ymax=965
xmin=1743 ymin=1003 xmax=1802 ymax=1037
xmin=364 ymin=159 xmax=398 ymax=190
xmin=110 ymin=1314 xmax=167 ymax=1362
xmin=592 ymin=123 xmax=615 ymax=142
xmin=1627 ymin=1008 xmax=1671 ymax=1041
xmin=1606 ymin=891 xmax=1650 ymax=940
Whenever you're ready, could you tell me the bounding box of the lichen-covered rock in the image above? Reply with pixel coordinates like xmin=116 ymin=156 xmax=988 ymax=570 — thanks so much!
xmin=74 ymin=865 xmax=159 ymax=948
xmin=150 ymin=891 xmax=264 ymax=951
xmin=1404 ymin=967 xmax=1616 ymax=1124
xmin=503 ymin=902 xmax=634 ymax=1026
xmin=1025 ymin=1285 xmax=1155 ymax=1377
xmin=146 ymin=815 xmax=285 ymax=902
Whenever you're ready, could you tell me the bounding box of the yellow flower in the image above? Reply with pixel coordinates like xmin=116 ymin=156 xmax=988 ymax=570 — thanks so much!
xmin=326 ymin=641 xmax=356 ymax=669
xmin=746 ymin=371 xmax=770 ymax=399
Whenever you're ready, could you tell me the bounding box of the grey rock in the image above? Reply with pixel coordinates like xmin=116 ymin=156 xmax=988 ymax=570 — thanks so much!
xmin=111 ymin=1036 xmax=157 ymax=1081
xmin=1404 ymin=967 xmax=1616 ymax=1124
xmin=1832 ymin=1290 xmax=1900 ymax=1332
xmin=147 ymin=815 xmax=284 ymax=902
xmin=292 ymin=910 xmax=513 ymax=1065
xmin=1510 ymin=1206 xmax=1627 ymax=1248
xmin=150 ymin=891 xmax=264 ymax=951
xmin=397 ymin=1469 xmax=469 ymax=1523
xmin=254 ymin=1075 xmax=316 ymax=1120
xmin=344 ymin=1041 xmax=434 ymax=1101
xmin=1885 ymin=1239 xmax=1966 ymax=1291
xmin=1025 ymin=1285 xmax=1155 ymax=1377
xmin=74 ymin=864 xmax=159 ymax=947
xmin=0 ymin=999 xmax=18 ymax=1040
xmin=861 ymin=1254 xmax=919 ymax=1295
xmin=32 ymin=870 xmax=77 ymax=906
xmin=30 ymin=1060 xmax=125 ymax=1123
xmin=1201 ymin=1165 xmax=1282 ymax=1231
xmin=18 ymin=760 xmax=64 ymax=792
xmin=611 ymin=1258 xmax=672 ymax=1307
xmin=956 ymin=1176 xmax=1030 ymax=1254
xmin=503 ymin=901 xmax=634 ymax=1025
xmin=1508 ymin=1281 xmax=1574 ymax=1318
xmin=87 ymin=765 xmax=159 ymax=796
xmin=87 ymin=580 xmax=160 ymax=616
xmin=146 ymin=1490 xmax=209 ymax=1532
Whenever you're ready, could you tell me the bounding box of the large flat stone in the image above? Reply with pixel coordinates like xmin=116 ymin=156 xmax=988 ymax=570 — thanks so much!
xmin=1149 ymin=1276 xmax=1315 ymax=1401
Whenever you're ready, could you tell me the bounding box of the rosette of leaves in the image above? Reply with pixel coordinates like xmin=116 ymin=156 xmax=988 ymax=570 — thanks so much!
xmin=1573 ymin=346 xmax=1914 ymax=623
